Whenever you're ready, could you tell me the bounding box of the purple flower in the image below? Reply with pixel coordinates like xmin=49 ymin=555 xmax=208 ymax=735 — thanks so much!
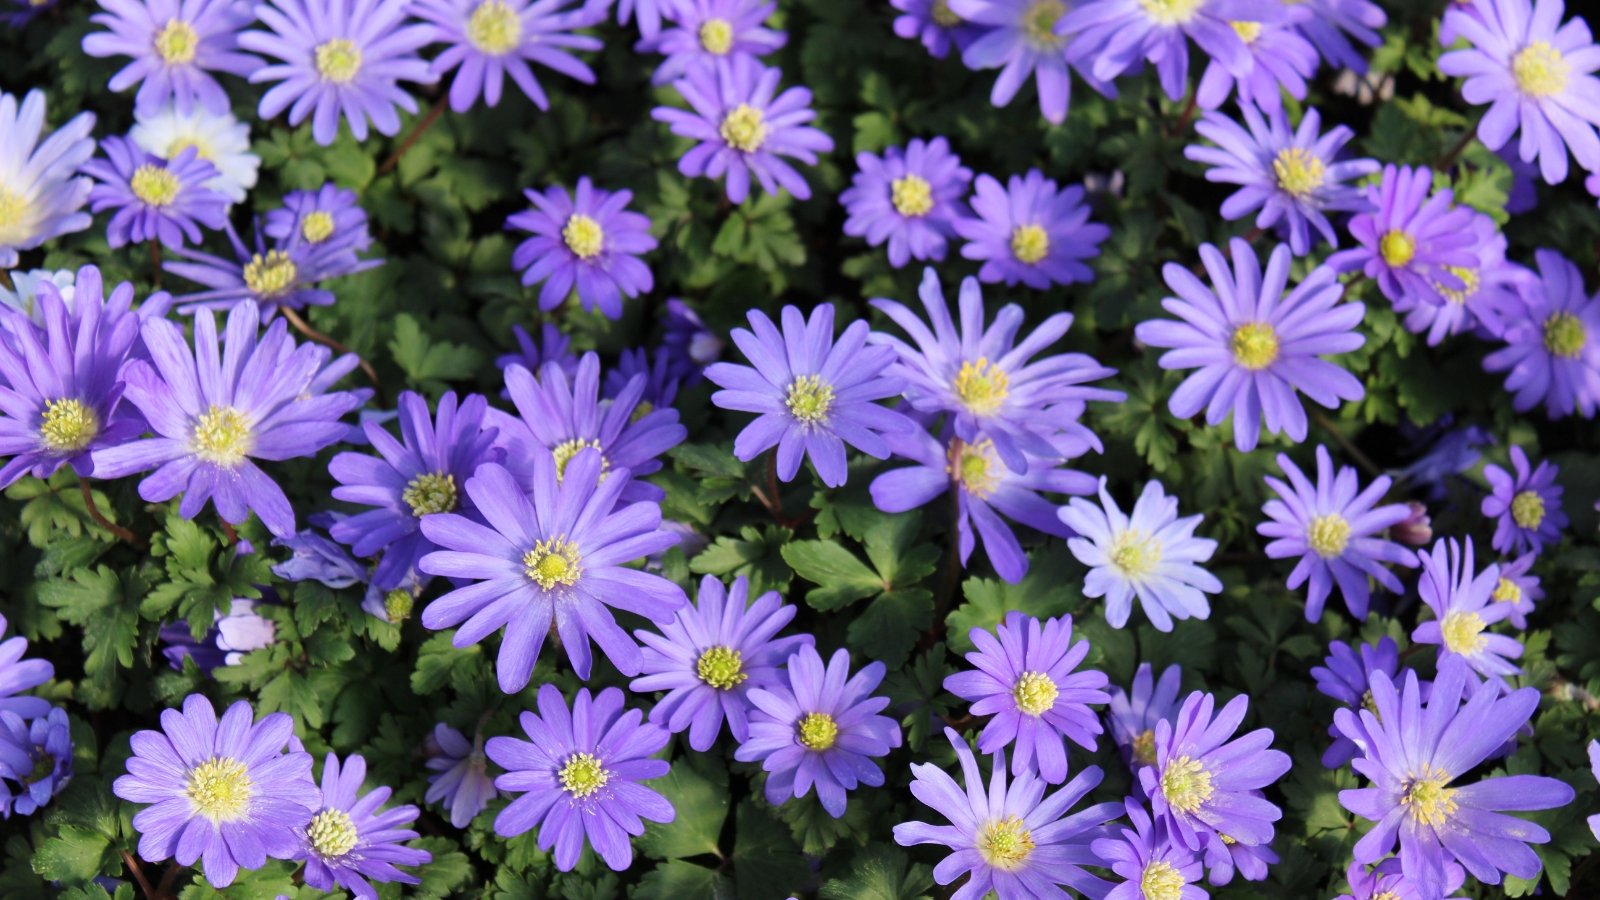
xmin=735 ymin=645 xmax=901 ymax=817
xmin=1201 ymin=827 xmax=1276 ymax=886
xmin=1590 ymin=740 xmax=1600 ymax=842
xmin=329 ymin=391 xmax=503 ymax=590
xmin=1396 ymin=420 xmax=1495 ymax=493
xmin=616 ymin=0 xmax=666 ymax=39
xmin=630 ymin=574 xmax=814 ymax=751
xmin=943 ymin=612 xmax=1109 ymax=784
xmin=262 ymin=183 xmax=373 ymax=264
xmin=271 ymin=523 xmax=367 ymax=588
xmin=1439 ymin=0 xmax=1600 ymax=184
xmin=1092 ymin=800 xmax=1207 ymax=900
xmin=952 ymin=170 xmax=1109 ymax=289
xmin=1481 ymin=445 xmax=1567 ymax=556
xmin=704 ymin=303 xmax=912 ymax=488
xmin=1335 ymin=660 xmax=1576 ymax=891
xmin=424 ymin=723 xmax=498 ymax=828
xmin=1141 ymin=690 xmax=1291 ymax=852
xmin=1195 ymin=13 xmax=1318 ymax=114
xmin=1310 ymin=636 xmax=1405 ymax=769
xmin=0 ymin=615 xmax=51 ymax=720
xmin=414 ymin=0 xmax=603 ymax=112
xmin=1336 ymin=858 xmax=1466 ymax=900
xmin=1491 ymin=552 xmax=1543 ymax=629
xmin=240 ymin=0 xmax=437 ymax=146
xmin=652 ymin=56 xmax=834 ymax=204
xmin=1258 ymin=445 xmax=1419 ymax=621
xmin=1327 ymin=165 xmax=1479 ymax=306
xmin=83 ymin=0 xmax=255 ymax=116
xmin=112 ymin=695 xmax=318 ymax=888
xmin=662 ymin=298 xmax=723 ymax=377
xmin=893 ymin=727 xmax=1121 ymax=900
xmin=3 ymin=0 xmax=59 ymax=27
xmin=1107 ymin=662 xmax=1183 ymax=771
xmin=1064 ymin=0 xmax=1286 ymax=101
xmin=159 ymin=598 xmax=278 ymax=672
xmin=418 ymin=457 xmax=688 ymax=690
xmin=0 ymin=90 xmax=96 ymax=269
xmin=948 ymin=0 xmax=1089 ymax=124
xmin=497 ymin=322 xmax=578 ymax=381
xmin=1483 ymin=248 xmax=1600 ymax=419
xmin=488 ymin=685 xmax=674 ymax=870
xmin=1135 ymin=239 xmax=1366 ymax=452
xmin=637 ymin=0 xmax=785 ymax=85
xmin=165 ymin=219 xmax=383 ymax=319
xmin=1397 ymin=212 xmax=1532 ymax=346
xmin=507 ymin=178 xmax=657 ymax=319
xmin=1185 ymin=103 xmax=1376 ymax=256
xmin=603 ymin=346 xmax=681 ymax=412
xmin=297 ymin=753 xmax=430 ymax=900
xmin=1412 ymin=538 xmax=1523 ymax=684
xmin=1291 ymin=0 xmax=1384 ymax=73
xmin=840 ymin=138 xmax=972 ymax=268
xmin=83 ymin=138 xmax=228 ymax=250
xmin=892 ymin=0 xmax=984 ymax=59
xmin=0 ymin=707 xmax=72 ymax=818
xmin=1060 ymin=479 xmax=1222 ymax=632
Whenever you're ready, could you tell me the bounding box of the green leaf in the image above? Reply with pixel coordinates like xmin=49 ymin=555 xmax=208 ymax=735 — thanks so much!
xmin=37 ymin=566 xmax=142 ymax=706
xmin=390 ymin=313 xmax=487 ymax=390
xmin=731 ymin=801 xmax=808 ymax=900
xmin=781 ymin=540 xmax=881 ymax=611
xmin=690 ymin=525 xmax=794 ymax=596
xmin=30 ymin=825 xmax=114 ymax=886
xmin=847 ymin=588 xmax=932 ymax=668
xmin=634 ymin=860 xmax=732 ymax=900
xmin=412 ymin=837 xmax=475 ymax=898
xmin=819 ymin=845 xmax=934 ymax=900
xmin=946 ymin=551 xmax=1081 ymax=654
xmin=636 ymin=758 xmax=729 ymax=861
xmin=412 ymin=632 xmax=487 ymax=695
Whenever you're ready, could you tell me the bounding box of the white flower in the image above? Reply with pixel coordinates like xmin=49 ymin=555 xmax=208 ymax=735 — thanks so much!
xmin=0 ymin=268 xmax=77 ymax=323
xmin=131 ymin=104 xmax=260 ymax=205
xmin=0 ymin=90 xmax=96 ymax=268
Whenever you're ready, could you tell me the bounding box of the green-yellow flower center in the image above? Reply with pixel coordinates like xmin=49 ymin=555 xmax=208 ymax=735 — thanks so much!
xmin=953 ymin=357 xmax=1009 ymax=414
xmin=403 ymin=471 xmax=458 ymax=516
xmin=1012 ymin=671 xmax=1059 ymax=716
xmin=523 ymin=536 xmax=582 ymax=590
xmin=244 ymin=250 xmax=298 ymax=299
xmin=552 ymin=437 xmax=605 ymax=480
xmin=1307 ymin=513 xmax=1351 ymax=558
xmin=0 ymin=184 xmax=29 ymax=242
xmin=315 ymin=38 xmax=363 ymax=84
xmin=1402 ymin=766 xmax=1458 ymax=827
xmin=167 ymin=136 xmax=213 ymax=162
xmin=130 ymin=165 xmax=181 ymax=207
xmin=307 ymin=808 xmax=359 ymax=858
xmin=1379 ymin=230 xmax=1416 ymax=267
xmin=562 ymin=213 xmax=604 ymax=259
xmin=1023 ymin=0 xmax=1066 ymax=47
xmin=1361 ymin=689 xmax=1379 ymax=717
xmin=1513 ymin=41 xmax=1569 ymax=98
xmin=1372 ymin=892 xmax=1402 ymax=900
xmin=1110 ymin=529 xmax=1161 ymax=579
xmin=1132 ymin=729 xmax=1157 ymax=764
xmin=1273 ymin=147 xmax=1325 ymax=197
xmin=1230 ymin=321 xmax=1279 ymax=370
xmin=384 ymin=588 xmax=415 ymax=622
xmin=796 ymin=711 xmax=838 ymax=751
xmin=784 ymin=374 xmax=835 ymax=425
xmin=977 ymin=816 xmax=1035 ymax=871
xmin=1230 ymin=20 xmax=1262 ymax=43
xmin=1542 ymin=311 xmax=1586 ymax=358
xmin=467 ymin=0 xmax=523 ymax=54
xmin=890 ymin=174 xmax=934 ymax=217
xmin=24 ymin=748 xmax=55 ymax=785
xmin=720 ymin=103 xmax=768 ymax=152
xmin=949 ymin=438 xmax=1000 ymax=499
xmin=1139 ymin=0 xmax=1203 ymax=26
xmin=1010 ymin=223 xmax=1050 ymax=264
xmin=1493 ymin=577 xmax=1523 ymax=605
xmin=186 ymin=757 xmax=252 ymax=821
xmin=1140 ymin=860 xmax=1185 ymax=900
xmin=40 ymin=398 xmax=99 ymax=452
xmin=1438 ymin=265 xmax=1480 ymax=304
xmin=1160 ymin=755 xmax=1214 ymax=815
xmin=1440 ymin=611 xmax=1487 ymax=656
xmin=699 ymin=17 xmax=734 ymax=54
xmin=154 ymin=19 xmax=199 ymax=65
xmin=931 ymin=0 xmax=961 ymax=27
xmin=191 ymin=405 xmax=252 ymax=466
xmin=301 ymin=211 xmax=335 ymax=244
xmin=558 ymin=752 xmax=609 ymax=799
xmin=1510 ymin=489 xmax=1545 ymax=529
xmin=696 ymin=645 xmax=747 ymax=689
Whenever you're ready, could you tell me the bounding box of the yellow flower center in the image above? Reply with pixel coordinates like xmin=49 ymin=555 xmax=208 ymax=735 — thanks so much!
xmin=191 ymin=405 xmax=252 ymax=466
xmin=1512 ymin=41 xmax=1569 ymax=98
xmin=931 ymin=0 xmax=961 ymax=27
xmin=558 ymin=752 xmax=609 ymax=799
xmin=315 ymin=38 xmax=363 ymax=84
xmin=1141 ymin=860 xmax=1185 ymax=900
xmin=1510 ymin=489 xmax=1545 ymax=529
xmin=1402 ymin=766 xmax=1458 ymax=827
xmin=384 ymin=588 xmax=414 ymax=622
xmin=1542 ymin=311 xmax=1586 ymax=358
xmin=130 ymin=165 xmax=181 ymax=207
xmin=185 ymin=757 xmax=252 ymax=821
xmin=1438 ymin=265 xmax=1480 ymax=304
xmin=0 ymin=184 xmax=29 ymax=242
xmin=167 ymin=136 xmax=214 ymax=162
xmin=403 ymin=471 xmax=458 ymax=516
xmin=306 ymin=808 xmax=359 ymax=858
xmin=562 ymin=213 xmax=604 ymax=259
xmin=1230 ymin=20 xmax=1262 ymax=43
xmin=1361 ymin=689 xmax=1379 ymax=717
xmin=1023 ymin=0 xmax=1066 ymax=47
xmin=1440 ymin=611 xmax=1487 ymax=656
xmin=1010 ymin=224 xmax=1050 ymax=264
xmin=1012 ymin=671 xmax=1059 ymax=716
xmin=720 ymin=103 xmax=768 ymax=152
xmin=1493 ymin=577 xmax=1523 ymax=605
xmin=552 ymin=437 xmax=605 ymax=480
xmin=784 ymin=374 xmax=834 ymax=425
xmin=1373 ymin=892 xmax=1401 ymax=900
xmin=1110 ymin=529 xmax=1161 ymax=579
xmin=698 ymin=17 xmax=734 ymax=54
xmin=1273 ymin=148 xmax=1326 ymax=197
xmin=1139 ymin=0 xmax=1203 ymax=26
xmin=796 ymin=712 xmax=838 ymax=751
xmin=467 ymin=0 xmax=523 ymax=54
xmin=1230 ymin=321 xmax=1279 ymax=370
xmin=243 ymin=250 xmax=298 ymax=299
xmin=1133 ymin=729 xmax=1157 ymax=764
xmin=949 ymin=438 xmax=1000 ymax=499
xmin=1160 ymin=755 xmax=1214 ymax=815
xmin=952 ymin=357 xmax=1009 ymax=415
xmin=39 ymin=398 xmax=99 ymax=452
xmin=977 ymin=816 xmax=1035 ymax=871
xmin=1307 ymin=513 xmax=1351 ymax=558
xmin=1379 ymin=230 xmax=1416 ymax=267
xmin=301 ymin=211 xmax=335 ymax=244
xmin=696 ymin=645 xmax=747 ymax=689
xmin=523 ymin=536 xmax=583 ymax=590
xmin=154 ymin=19 xmax=199 ymax=64
xmin=890 ymin=174 xmax=934 ymax=217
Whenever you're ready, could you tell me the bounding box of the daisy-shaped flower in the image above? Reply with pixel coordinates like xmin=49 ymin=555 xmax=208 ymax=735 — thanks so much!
xmin=488 ymin=685 xmax=674 ymax=870
xmin=296 ymin=753 xmax=430 ymax=899
xmin=262 ymin=184 xmax=373 ymax=263
xmin=507 ymin=178 xmax=657 ymax=319
xmin=1106 ymin=662 xmax=1183 ymax=772
xmin=735 ymin=645 xmax=901 ymax=817
xmin=1398 ymin=212 xmax=1532 ymax=346
xmin=1201 ymin=825 xmax=1277 ymax=886
xmin=1060 ymin=479 xmax=1222 ymax=632
xmin=953 ymin=170 xmax=1109 ymax=289
xmin=0 ymin=270 xmax=78 ymax=324
xmin=414 ymin=0 xmax=603 ymax=112
xmin=1326 ymin=165 xmax=1479 ymax=306
xmin=418 ymin=456 xmax=688 ymax=690
xmin=1135 ymin=239 xmax=1366 ymax=452
xmin=1439 ymin=0 xmax=1600 ymax=184
xmin=1091 ymin=800 xmax=1206 ymax=900
xmin=159 ymin=597 xmax=277 ymax=672
xmin=83 ymin=0 xmax=255 ymax=116
xmin=1483 ymin=248 xmax=1600 ymax=419
xmin=630 ymin=574 xmax=814 ymax=751
xmin=111 ymin=695 xmax=318 ymax=888
xmin=891 ymin=0 xmax=984 ymax=59
xmin=1412 ymin=538 xmax=1522 ymax=684
xmin=1195 ymin=12 xmax=1318 ymax=114
xmin=496 ymin=322 xmax=578 ymax=381
xmin=840 ymin=137 xmax=972 ymax=268
xmin=0 ymin=613 xmax=52 ymax=719
xmin=1185 ymin=102 xmax=1377 ymax=256
xmin=1481 ymin=445 xmax=1566 ymax=556
xmin=1310 ymin=636 xmax=1407 ymax=769
xmin=1141 ymin=690 xmax=1291 ymax=852
xmin=83 ymin=137 xmax=228 ymax=250
xmin=944 ymin=612 xmax=1110 ymax=784
xmin=894 ymin=727 xmax=1122 ymax=900
xmin=1590 ymin=741 xmax=1600 ymax=842
xmin=1335 ymin=660 xmax=1575 ymax=891
xmin=92 ymin=300 xmax=371 ymax=538
xmin=1258 ymin=445 xmax=1419 ymax=621
xmin=1291 ymin=0 xmax=1384 ymax=72
xmin=165 ymin=220 xmax=383 ymax=320
xmin=652 ymin=56 xmax=834 ymax=203
xmin=1491 ymin=552 xmax=1543 ymax=629
xmin=637 ymin=0 xmax=786 ymax=85
xmin=705 ymin=303 xmax=912 ymax=488
xmin=1064 ymin=0 xmax=1288 ymax=100
xmin=241 ymin=0 xmax=437 ymax=146
xmin=131 ymin=103 xmax=260 ymax=204
xmin=616 ymin=0 xmax=666 ymax=39
xmin=0 ymin=90 xmax=96 ymax=269
xmin=603 ymin=346 xmax=681 ymax=412
xmin=424 ymin=723 xmax=498 ymax=828
xmin=662 ymin=298 xmax=724 ymax=376
xmin=0 ymin=707 xmax=72 ymax=818
xmin=1335 ymin=858 xmax=1466 ymax=900
xmin=948 ymin=0 xmax=1091 ymax=124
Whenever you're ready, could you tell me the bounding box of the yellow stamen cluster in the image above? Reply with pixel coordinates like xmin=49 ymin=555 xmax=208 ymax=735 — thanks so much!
xmin=698 ymin=18 xmax=734 ymax=55
xmin=559 ymin=752 xmax=610 ymax=799
xmin=523 ymin=536 xmax=583 ymax=590
xmin=1492 ymin=577 xmax=1523 ymax=605
xmin=977 ymin=816 xmax=1036 ymax=871
xmin=1140 ymin=860 xmax=1186 ymax=900
xmin=1138 ymin=0 xmax=1203 ymax=26
xmin=1440 ymin=611 xmax=1487 ymax=656
xmin=890 ymin=174 xmax=934 ymax=217
xmin=1437 ymin=265 xmax=1480 ymax=304
xmin=1306 ymin=513 xmax=1352 ymax=558
xmin=1401 ymin=766 xmax=1458 ymax=827
xmin=39 ymin=398 xmax=100 ymax=452
xmin=467 ymin=0 xmax=523 ymax=54
xmin=1273 ymin=147 xmax=1325 ymax=197
xmin=130 ymin=165 xmax=181 ymax=207
xmin=562 ymin=213 xmax=604 ymax=259
xmin=403 ymin=471 xmax=458 ymax=516
xmin=1010 ymin=224 xmax=1050 ymax=264
xmin=1133 ymin=729 xmax=1157 ymax=765
xmin=796 ymin=712 xmax=838 ymax=751
xmin=167 ymin=136 xmax=213 ymax=162
xmin=1022 ymin=0 xmax=1066 ymax=48
xmin=1160 ymin=755 xmax=1214 ymax=815
xmin=244 ymin=250 xmax=298 ymax=299
xmin=185 ymin=757 xmax=252 ymax=821
xmin=1230 ymin=20 xmax=1262 ymax=44
xmin=1512 ymin=41 xmax=1569 ymax=98
xmin=307 ymin=808 xmax=360 ymax=858
xmin=1542 ymin=311 xmax=1586 ymax=358
xmin=1510 ymin=489 xmax=1546 ymax=529
xmin=315 ymin=39 xmax=363 ymax=84
xmin=696 ymin=645 xmax=747 ymax=689
xmin=949 ymin=438 xmax=1000 ymax=499
xmin=720 ymin=104 xmax=768 ymax=152
xmin=1012 ymin=671 xmax=1059 ymax=716
xmin=953 ymin=357 xmax=1009 ymax=414
xmin=0 ymin=184 xmax=29 ymax=243
xmin=301 ymin=211 xmax=336 ymax=244
xmin=154 ymin=19 xmax=199 ymax=64
xmin=1230 ymin=321 xmax=1279 ymax=370
xmin=784 ymin=374 xmax=835 ymax=425
xmin=1109 ymin=529 xmax=1161 ymax=579
xmin=552 ymin=437 xmax=605 ymax=480
xmin=1379 ymin=230 xmax=1416 ymax=267
xmin=930 ymin=0 xmax=961 ymax=27
xmin=191 ymin=405 xmax=252 ymax=466
xmin=384 ymin=588 xmax=415 ymax=622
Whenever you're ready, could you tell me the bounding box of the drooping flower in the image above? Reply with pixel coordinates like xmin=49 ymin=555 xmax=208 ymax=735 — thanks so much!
xmin=262 ymin=184 xmax=373 ymax=264
xmin=83 ymin=137 xmax=228 ymax=250
xmin=1397 ymin=211 xmax=1532 ymax=346
xmin=297 ymin=753 xmax=430 ymax=900
xmin=329 ymin=391 xmax=504 ymax=590
xmin=488 ymin=685 xmax=674 ymax=870
xmin=0 ymin=707 xmax=72 ymax=818
xmin=948 ymin=0 xmax=1092 ymax=124
xmin=1060 ymin=479 xmax=1222 ymax=632
xmin=1310 ymin=636 xmax=1407 ymax=769
xmin=1092 ymin=799 xmax=1207 ymax=900
xmin=496 ymin=322 xmax=578 ymax=381
xmin=943 ymin=611 xmax=1110 ymax=784
xmin=1201 ymin=826 xmax=1276 ymax=886
xmin=1326 ymin=165 xmax=1479 ymax=306
xmin=91 ymin=300 xmax=371 ymax=538
xmin=159 ymin=598 xmax=278 ymax=672
xmin=413 ymin=0 xmax=604 ymax=112
xmin=637 ymin=0 xmax=786 ymax=85
xmin=1335 ymin=857 xmax=1467 ymax=900
xmin=1335 ymin=660 xmax=1576 ymax=891
xmin=271 ymin=522 xmax=368 ymax=588
xmin=0 ymin=90 xmax=96 ymax=269
xmin=1135 ymin=239 xmax=1366 ymax=452
xmin=0 ymin=615 xmax=51 ymax=721
xmin=893 ymin=727 xmax=1122 ymax=899
xmin=652 ymin=56 xmax=834 ymax=203
xmin=424 ymin=723 xmax=498 ymax=828
xmin=1185 ymin=102 xmax=1377 ymax=255
xmin=735 ymin=645 xmax=901 ymax=817
xmin=82 ymin=0 xmax=255 ymax=116
xmin=1481 ymin=445 xmax=1567 ymax=556
xmin=661 ymin=298 xmax=723 ymax=378
xmin=507 ymin=178 xmax=657 ymax=319
xmin=165 ymin=219 xmax=383 ymax=319
xmin=840 ymin=138 xmax=972 ymax=268
xmin=1258 ymin=445 xmax=1419 ymax=621
xmin=241 ymin=0 xmax=437 ymax=146
xmin=131 ymin=104 xmax=260 ymax=204
xmin=1064 ymin=0 xmax=1288 ymax=100
xmin=1412 ymin=537 xmax=1523 ymax=684
xmin=1490 ymin=552 xmax=1543 ymax=629
xmin=891 ymin=0 xmax=984 ymax=59
xmin=1291 ymin=0 xmax=1384 ymax=73
xmin=630 ymin=574 xmax=814 ymax=751
xmin=0 ymin=270 xmax=78 ymax=324
xmin=1396 ymin=419 xmax=1496 ymax=495
xmin=3 ymin=0 xmax=58 ymax=27
xmin=1195 ymin=12 xmax=1318 ymax=114
xmin=1106 ymin=662 xmax=1183 ymax=772
xmin=603 ymin=346 xmax=682 ymax=412
xmin=1482 ymin=248 xmax=1600 ymax=419
xmin=704 ymin=303 xmax=912 ymax=488
xmin=417 ymin=456 xmax=688 ymax=690
xmin=953 ymin=170 xmax=1109 ymax=289
xmin=111 ymin=695 xmax=318 ymax=888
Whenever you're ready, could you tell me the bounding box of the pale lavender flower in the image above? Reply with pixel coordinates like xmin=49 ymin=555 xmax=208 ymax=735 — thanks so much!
xmin=1412 ymin=538 xmax=1522 ymax=684
xmin=953 ymin=170 xmax=1109 ymax=289
xmin=83 ymin=0 xmax=256 ymax=116
xmin=414 ymin=0 xmax=604 ymax=112
xmin=1481 ymin=445 xmax=1567 ymax=556
xmin=1483 ymin=248 xmax=1600 ymax=419
xmin=0 ymin=90 xmax=96 ymax=268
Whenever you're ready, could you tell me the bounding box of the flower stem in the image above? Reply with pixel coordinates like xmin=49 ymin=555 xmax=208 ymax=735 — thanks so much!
xmin=378 ymin=102 xmax=447 ymax=176
xmin=279 ymin=306 xmax=381 ymax=388
xmin=78 ymin=477 xmax=145 ymax=548
xmin=1312 ymin=409 xmax=1381 ymax=478
xmin=148 ymin=240 xmax=163 ymax=290
xmin=1170 ymin=92 xmax=1199 ymax=137
xmin=218 ymin=517 xmax=239 ymax=547
xmin=1436 ymin=126 xmax=1478 ymax=171
xmin=121 ymin=851 xmax=159 ymax=899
